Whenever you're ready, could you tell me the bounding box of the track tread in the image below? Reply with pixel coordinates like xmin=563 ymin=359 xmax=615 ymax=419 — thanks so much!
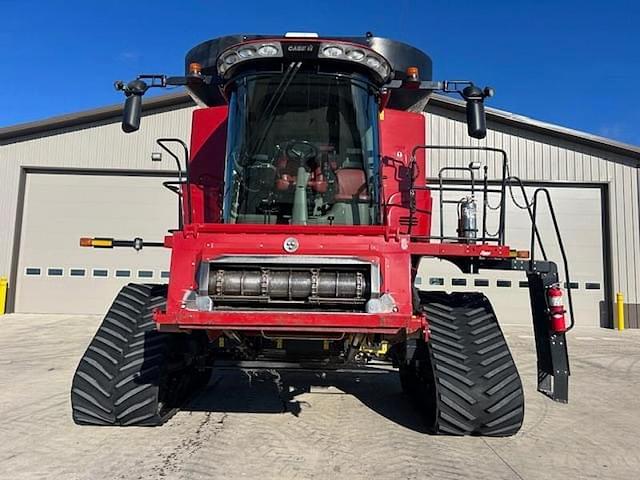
xmin=417 ymin=292 xmax=525 ymax=437
xmin=71 ymin=283 xmax=206 ymax=427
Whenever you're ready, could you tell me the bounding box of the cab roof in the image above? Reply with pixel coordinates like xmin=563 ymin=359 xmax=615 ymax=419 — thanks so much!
xmin=185 ymin=34 xmax=433 ymax=110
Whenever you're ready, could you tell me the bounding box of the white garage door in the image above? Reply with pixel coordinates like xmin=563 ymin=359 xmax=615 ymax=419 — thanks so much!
xmin=15 ymin=172 xmax=178 ymax=314
xmin=418 ymin=185 xmax=606 ymax=328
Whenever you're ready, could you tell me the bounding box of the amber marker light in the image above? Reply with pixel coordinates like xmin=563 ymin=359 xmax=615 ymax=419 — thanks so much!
xmin=189 ymin=62 xmax=202 ymax=76
xmin=79 ymin=237 xmax=114 ymax=248
xmin=406 ymin=66 xmax=420 ymax=82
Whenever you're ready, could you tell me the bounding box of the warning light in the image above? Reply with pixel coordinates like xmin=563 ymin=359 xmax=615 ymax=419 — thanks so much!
xmin=406 ymin=66 xmax=420 ymax=82
xmin=189 ymin=62 xmax=202 ymax=76
xmin=92 ymin=238 xmax=114 ymax=248
xmin=79 ymin=237 xmax=114 ymax=248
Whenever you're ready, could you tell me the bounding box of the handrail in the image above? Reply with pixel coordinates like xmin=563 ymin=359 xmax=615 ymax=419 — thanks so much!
xmin=162 ymin=180 xmax=184 ymax=229
xmin=529 ymin=187 xmax=576 ymax=332
xmin=407 ymin=145 xmax=509 ymax=243
xmin=156 ymin=138 xmax=192 ymax=227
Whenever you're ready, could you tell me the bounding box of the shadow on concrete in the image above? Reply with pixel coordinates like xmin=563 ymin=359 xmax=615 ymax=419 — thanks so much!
xmin=183 ymin=366 xmax=428 ymax=433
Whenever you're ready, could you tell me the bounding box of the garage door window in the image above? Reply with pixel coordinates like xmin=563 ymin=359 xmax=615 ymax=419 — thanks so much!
xmin=93 ymin=269 xmax=108 ymax=278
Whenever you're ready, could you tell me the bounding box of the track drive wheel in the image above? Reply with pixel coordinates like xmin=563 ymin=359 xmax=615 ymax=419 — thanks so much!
xmin=71 ymin=283 xmax=209 ymax=426
xmin=408 ymin=291 xmax=524 ymax=437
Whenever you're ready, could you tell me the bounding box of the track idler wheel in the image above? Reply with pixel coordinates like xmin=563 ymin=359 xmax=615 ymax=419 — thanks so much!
xmin=71 ymin=284 xmax=209 ymax=426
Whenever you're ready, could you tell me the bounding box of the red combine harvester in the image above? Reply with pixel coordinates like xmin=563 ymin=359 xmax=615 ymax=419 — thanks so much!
xmin=71 ymin=33 xmax=573 ymax=436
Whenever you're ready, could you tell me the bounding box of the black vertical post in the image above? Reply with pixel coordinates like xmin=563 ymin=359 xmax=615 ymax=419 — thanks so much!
xmin=482 ymin=165 xmax=488 ymax=241
xmin=498 ymin=151 xmax=507 ymax=245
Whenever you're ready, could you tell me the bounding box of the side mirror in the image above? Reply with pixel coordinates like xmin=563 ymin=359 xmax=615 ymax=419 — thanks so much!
xmin=122 ymin=94 xmax=143 ymax=133
xmin=462 ymin=85 xmax=493 ymax=140
xmin=116 ymin=79 xmax=148 ymax=133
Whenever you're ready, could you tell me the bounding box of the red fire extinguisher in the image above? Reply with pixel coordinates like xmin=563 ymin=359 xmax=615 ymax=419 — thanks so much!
xmin=547 ymin=284 xmax=567 ymax=333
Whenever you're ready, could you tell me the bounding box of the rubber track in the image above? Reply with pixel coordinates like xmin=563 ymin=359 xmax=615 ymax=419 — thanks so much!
xmin=71 ymin=284 xmax=186 ymax=426
xmin=420 ymin=292 xmax=524 ymax=436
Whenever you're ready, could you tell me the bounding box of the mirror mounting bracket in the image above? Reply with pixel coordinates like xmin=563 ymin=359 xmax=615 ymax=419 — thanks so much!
xmin=114 ymin=72 xmax=214 ymax=133
xmin=384 ymin=78 xmax=494 ymax=140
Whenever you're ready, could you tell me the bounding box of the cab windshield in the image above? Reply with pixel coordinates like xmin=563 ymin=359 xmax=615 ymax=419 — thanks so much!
xmin=224 ymin=72 xmax=380 ymax=225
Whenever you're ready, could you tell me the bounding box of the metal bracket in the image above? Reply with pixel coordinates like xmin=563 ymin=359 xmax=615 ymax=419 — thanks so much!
xmin=526 ymin=262 xmax=570 ymax=403
xmin=478 ymin=258 xmax=570 ymax=403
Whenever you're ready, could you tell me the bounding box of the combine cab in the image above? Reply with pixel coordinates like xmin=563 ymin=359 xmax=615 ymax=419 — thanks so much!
xmin=71 ymin=33 xmax=572 ymax=435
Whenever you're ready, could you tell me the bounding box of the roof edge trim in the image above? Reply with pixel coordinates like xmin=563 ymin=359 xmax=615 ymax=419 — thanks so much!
xmin=0 ymin=91 xmax=193 ymax=143
xmin=427 ymin=94 xmax=640 ymax=160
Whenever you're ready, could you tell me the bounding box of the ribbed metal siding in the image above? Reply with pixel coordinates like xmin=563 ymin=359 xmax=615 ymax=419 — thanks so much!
xmin=0 ymin=106 xmax=195 ymax=281
xmin=424 ymin=104 xmax=640 ymax=323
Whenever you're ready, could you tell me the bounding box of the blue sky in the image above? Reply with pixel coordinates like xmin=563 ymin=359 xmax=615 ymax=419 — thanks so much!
xmin=1 ymin=0 xmax=638 ymax=145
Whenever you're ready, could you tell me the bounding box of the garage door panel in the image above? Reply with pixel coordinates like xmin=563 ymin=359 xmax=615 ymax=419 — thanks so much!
xmin=421 ymin=185 xmax=605 ymax=327
xmin=15 ymin=173 xmax=177 ymax=314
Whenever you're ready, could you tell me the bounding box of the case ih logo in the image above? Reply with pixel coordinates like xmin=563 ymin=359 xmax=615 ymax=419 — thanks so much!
xmin=284 ymin=43 xmax=319 ymax=58
xmin=287 ymin=44 xmax=314 ymax=52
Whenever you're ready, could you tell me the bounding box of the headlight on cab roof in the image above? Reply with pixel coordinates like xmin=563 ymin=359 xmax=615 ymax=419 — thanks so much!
xmin=317 ymin=42 xmax=391 ymax=82
xmin=257 ymin=44 xmax=279 ymax=56
xmin=237 ymin=47 xmax=256 ymax=59
xmin=217 ymin=42 xmax=283 ymax=75
xmin=322 ymin=45 xmax=344 ymax=57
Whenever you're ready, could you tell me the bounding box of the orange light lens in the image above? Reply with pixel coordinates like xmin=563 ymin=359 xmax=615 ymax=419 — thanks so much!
xmin=79 ymin=237 xmax=93 ymax=247
xmin=406 ymin=66 xmax=419 ymax=79
xmin=189 ymin=62 xmax=202 ymax=75
xmin=516 ymin=250 xmax=530 ymax=259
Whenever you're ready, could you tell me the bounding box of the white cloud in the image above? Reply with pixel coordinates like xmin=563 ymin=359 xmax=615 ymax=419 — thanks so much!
xmin=117 ymin=51 xmax=141 ymax=62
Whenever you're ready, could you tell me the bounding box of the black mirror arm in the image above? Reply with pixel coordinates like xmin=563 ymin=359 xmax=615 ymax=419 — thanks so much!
xmin=115 ymin=73 xmax=213 ymax=95
xmin=383 ymin=78 xmax=494 ymax=100
xmin=115 ymin=73 xmax=215 ymax=133
xmin=382 ymin=79 xmax=494 ymax=140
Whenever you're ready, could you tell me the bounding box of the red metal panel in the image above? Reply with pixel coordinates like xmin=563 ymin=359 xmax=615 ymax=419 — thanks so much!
xmin=379 ymin=109 xmax=432 ymax=236
xmin=408 ymin=242 xmax=512 ymax=258
xmin=187 ymin=106 xmax=228 ymax=223
xmin=186 ymin=223 xmax=388 ymax=236
xmin=155 ymin=311 xmax=424 ymax=333
xmin=160 ymin=229 xmax=417 ymax=330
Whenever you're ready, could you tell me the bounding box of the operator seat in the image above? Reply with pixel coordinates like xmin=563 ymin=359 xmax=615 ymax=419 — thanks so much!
xmin=334 ymin=158 xmax=369 ymax=202
xmin=325 ymin=156 xmax=372 ymax=226
xmin=275 ymin=151 xmax=328 ymax=193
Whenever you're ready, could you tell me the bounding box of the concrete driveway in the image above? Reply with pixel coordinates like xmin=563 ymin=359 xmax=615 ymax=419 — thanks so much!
xmin=1 ymin=314 xmax=639 ymax=479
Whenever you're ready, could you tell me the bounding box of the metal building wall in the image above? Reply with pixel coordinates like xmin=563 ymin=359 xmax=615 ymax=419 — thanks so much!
xmin=424 ymin=103 xmax=640 ymax=327
xmin=0 ymin=103 xmax=195 ymax=294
